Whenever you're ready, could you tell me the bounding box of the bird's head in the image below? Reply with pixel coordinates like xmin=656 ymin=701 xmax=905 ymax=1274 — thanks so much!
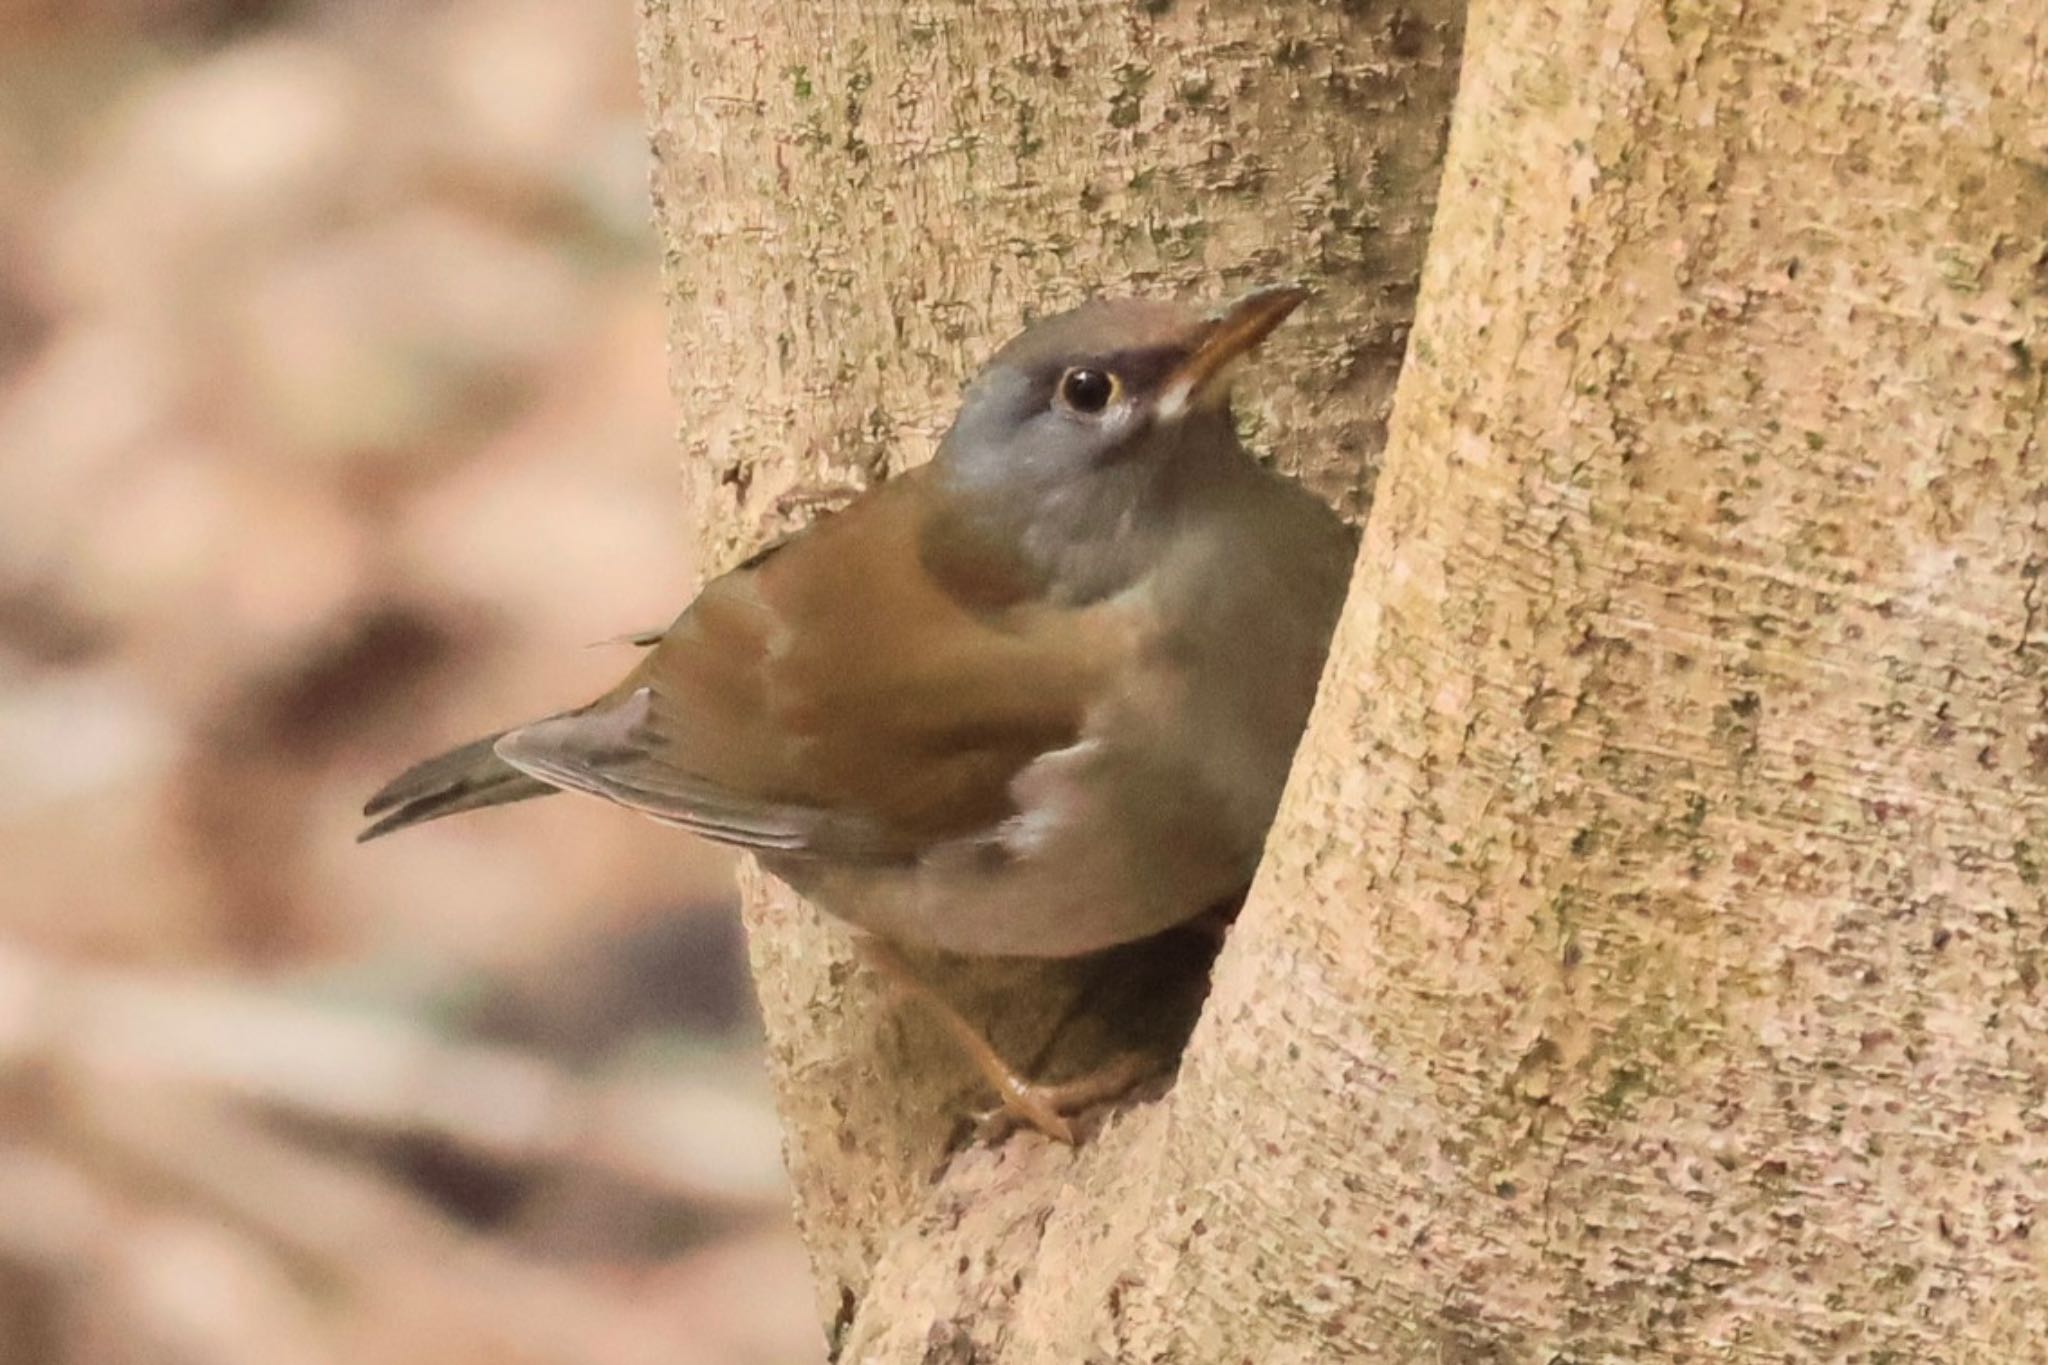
xmin=942 ymin=284 xmax=1306 ymax=482
xmin=934 ymin=285 xmax=1308 ymax=598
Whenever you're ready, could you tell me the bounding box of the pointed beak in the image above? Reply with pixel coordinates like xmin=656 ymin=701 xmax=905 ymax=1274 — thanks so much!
xmin=1157 ymin=284 xmax=1310 ymax=421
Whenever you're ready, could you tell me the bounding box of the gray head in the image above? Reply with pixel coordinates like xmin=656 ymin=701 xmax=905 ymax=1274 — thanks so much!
xmin=935 ymin=285 xmax=1308 ymax=599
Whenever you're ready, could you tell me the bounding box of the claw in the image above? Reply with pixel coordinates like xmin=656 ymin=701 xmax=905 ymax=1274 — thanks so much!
xmin=855 ymin=939 xmax=1156 ymax=1144
xmin=971 ymin=1052 xmax=1160 ymax=1145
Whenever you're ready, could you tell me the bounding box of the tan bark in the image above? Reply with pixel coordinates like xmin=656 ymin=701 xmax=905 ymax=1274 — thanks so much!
xmin=640 ymin=0 xmax=2047 ymax=1359
xmin=636 ymin=0 xmax=1461 ymax=1350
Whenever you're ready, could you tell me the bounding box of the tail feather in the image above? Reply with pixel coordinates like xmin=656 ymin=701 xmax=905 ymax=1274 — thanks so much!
xmin=359 ymin=731 xmax=558 ymax=842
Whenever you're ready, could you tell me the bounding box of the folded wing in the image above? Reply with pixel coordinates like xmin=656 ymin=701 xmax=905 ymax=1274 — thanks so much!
xmin=494 ymin=469 xmax=1133 ymax=863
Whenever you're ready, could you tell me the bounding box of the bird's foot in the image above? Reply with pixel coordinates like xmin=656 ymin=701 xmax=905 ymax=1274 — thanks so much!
xmin=855 ymin=938 xmax=1156 ymax=1145
xmin=972 ymin=1051 xmax=1161 ymax=1145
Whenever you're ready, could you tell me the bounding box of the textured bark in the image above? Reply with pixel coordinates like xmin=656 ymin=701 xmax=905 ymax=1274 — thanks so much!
xmin=635 ymin=0 xmax=1461 ymax=1351
xmin=639 ymin=0 xmax=2047 ymax=1359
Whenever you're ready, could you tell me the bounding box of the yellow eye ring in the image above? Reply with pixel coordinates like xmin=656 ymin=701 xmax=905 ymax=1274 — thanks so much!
xmin=1056 ymin=367 xmax=1121 ymax=415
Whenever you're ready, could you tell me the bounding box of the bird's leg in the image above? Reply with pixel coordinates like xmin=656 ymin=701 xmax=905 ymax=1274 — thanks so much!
xmin=968 ymin=1050 xmax=1160 ymax=1145
xmin=855 ymin=938 xmax=1078 ymax=1143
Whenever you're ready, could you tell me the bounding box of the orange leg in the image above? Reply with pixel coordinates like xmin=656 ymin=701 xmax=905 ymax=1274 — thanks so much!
xmin=968 ymin=1051 xmax=1159 ymax=1145
xmin=857 ymin=939 xmax=1154 ymax=1144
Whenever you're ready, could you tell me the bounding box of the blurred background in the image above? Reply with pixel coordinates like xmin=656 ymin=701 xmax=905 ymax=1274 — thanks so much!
xmin=0 ymin=0 xmax=820 ymax=1360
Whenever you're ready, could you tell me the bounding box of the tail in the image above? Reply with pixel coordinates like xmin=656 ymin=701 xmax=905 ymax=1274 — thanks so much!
xmin=359 ymin=731 xmax=559 ymax=842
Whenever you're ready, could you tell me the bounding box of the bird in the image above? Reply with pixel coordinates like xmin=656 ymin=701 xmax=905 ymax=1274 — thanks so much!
xmin=361 ymin=285 xmax=1356 ymax=1141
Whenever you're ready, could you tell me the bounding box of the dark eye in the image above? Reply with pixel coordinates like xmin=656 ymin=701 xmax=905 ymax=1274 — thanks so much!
xmin=1056 ymin=367 xmax=1120 ymax=415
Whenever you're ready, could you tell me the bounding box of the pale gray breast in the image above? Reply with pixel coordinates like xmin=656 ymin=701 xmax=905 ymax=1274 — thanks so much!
xmin=1149 ymin=468 xmax=1356 ymax=846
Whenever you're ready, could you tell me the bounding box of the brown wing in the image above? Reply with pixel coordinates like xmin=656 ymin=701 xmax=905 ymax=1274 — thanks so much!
xmin=494 ymin=468 xmax=1134 ymax=861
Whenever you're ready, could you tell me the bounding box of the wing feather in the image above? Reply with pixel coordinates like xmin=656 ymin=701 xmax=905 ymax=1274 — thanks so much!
xmin=492 ymin=468 xmax=1136 ymax=861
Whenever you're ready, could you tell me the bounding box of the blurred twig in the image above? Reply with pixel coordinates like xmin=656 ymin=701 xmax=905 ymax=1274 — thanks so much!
xmin=0 ymin=941 xmax=787 ymax=1213
xmin=74 ymin=1088 xmax=718 ymax=1365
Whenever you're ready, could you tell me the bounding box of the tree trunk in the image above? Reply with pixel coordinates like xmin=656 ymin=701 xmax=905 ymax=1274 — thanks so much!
xmin=639 ymin=0 xmax=2046 ymax=1358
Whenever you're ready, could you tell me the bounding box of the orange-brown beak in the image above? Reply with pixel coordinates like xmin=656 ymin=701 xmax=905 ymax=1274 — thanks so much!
xmin=1158 ymin=284 xmax=1310 ymax=420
